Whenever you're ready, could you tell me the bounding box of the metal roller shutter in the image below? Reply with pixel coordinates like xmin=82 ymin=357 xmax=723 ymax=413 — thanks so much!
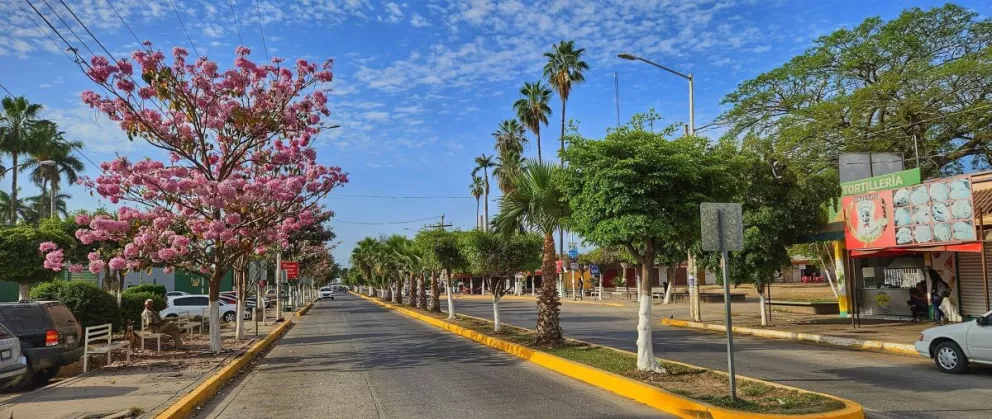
xmin=957 ymin=250 xmax=990 ymax=317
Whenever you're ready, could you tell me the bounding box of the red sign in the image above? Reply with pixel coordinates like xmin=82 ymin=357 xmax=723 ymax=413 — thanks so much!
xmin=281 ymin=261 xmax=300 ymax=280
xmin=555 ymin=260 xmax=563 ymax=274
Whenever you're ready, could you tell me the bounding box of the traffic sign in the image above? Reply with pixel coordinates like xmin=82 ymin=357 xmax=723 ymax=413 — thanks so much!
xmin=570 ymin=262 xmax=579 ymax=271
xmin=700 ymin=203 xmax=743 ymax=252
xmin=590 ymin=264 xmax=600 ymax=275
xmin=281 ymin=261 xmax=300 ymax=280
xmin=568 ymin=249 xmax=578 ymax=259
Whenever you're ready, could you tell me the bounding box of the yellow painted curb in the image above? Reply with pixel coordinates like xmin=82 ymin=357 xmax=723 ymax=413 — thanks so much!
xmin=355 ymin=293 xmax=864 ymax=419
xmin=295 ymin=301 xmax=315 ymax=317
xmin=453 ymin=294 xmax=626 ymax=308
xmin=661 ymin=318 xmax=919 ymax=357
xmin=155 ymin=320 xmax=294 ymax=419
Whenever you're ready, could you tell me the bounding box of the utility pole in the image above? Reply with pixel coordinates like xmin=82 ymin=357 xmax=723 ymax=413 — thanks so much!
xmin=426 ymin=214 xmax=453 ymax=231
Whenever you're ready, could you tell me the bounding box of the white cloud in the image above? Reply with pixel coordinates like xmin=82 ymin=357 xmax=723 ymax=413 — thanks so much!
xmin=410 ymin=13 xmax=430 ymax=27
xmin=751 ymin=45 xmax=772 ymax=53
xmin=362 ymin=111 xmax=390 ymax=121
xmin=394 ymin=105 xmax=423 ymax=114
xmin=39 ymin=77 xmax=65 ymax=89
xmin=383 ymin=2 xmax=404 ymax=23
xmin=42 ymin=105 xmax=138 ymax=154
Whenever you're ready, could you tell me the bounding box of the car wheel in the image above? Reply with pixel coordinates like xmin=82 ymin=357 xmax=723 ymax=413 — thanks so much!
xmin=223 ymin=311 xmax=236 ymax=323
xmin=9 ymin=357 xmax=36 ymax=392
xmin=330 ymin=296 xmax=334 ymax=300
xmin=34 ymin=366 xmax=60 ymax=384
xmin=934 ymin=341 xmax=968 ymax=374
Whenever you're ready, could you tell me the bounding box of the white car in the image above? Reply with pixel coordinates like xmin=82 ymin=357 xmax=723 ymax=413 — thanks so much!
xmin=318 ymin=287 xmax=334 ymax=300
xmin=915 ymin=310 xmax=992 ymax=373
xmin=160 ymin=295 xmax=248 ymax=323
xmin=165 ymin=291 xmax=189 ymax=298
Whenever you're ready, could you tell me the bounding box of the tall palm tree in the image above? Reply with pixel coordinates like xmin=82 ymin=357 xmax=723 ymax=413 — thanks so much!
xmin=492 ymin=119 xmax=528 ymax=157
xmin=383 ymin=234 xmax=409 ymax=305
xmin=0 ymin=189 xmax=33 ymax=225
xmin=25 ymin=190 xmax=71 ymax=223
xmin=0 ymin=96 xmax=44 ymax=223
xmin=543 ymin=40 xmax=589 ymax=164
xmin=493 ymin=150 xmax=525 ymax=195
xmin=24 ymin=121 xmax=83 ymax=219
xmin=470 ymin=175 xmax=484 ymax=230
xmin=472 ymin=154 xmax=495 ymax=231
xmin=513 ymin=81 xmax=553 ymax=163
xmin=351 ymin=237 xmax=380 ymax=296
xmin=494 ymin=159 xmax=570 ymax=346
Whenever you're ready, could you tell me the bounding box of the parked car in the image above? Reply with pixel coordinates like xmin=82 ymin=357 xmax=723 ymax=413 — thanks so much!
xmin=0 ymin=302 xmax=83 ymax=390
xmin=916 ymin=310 xmax=992 ymax=373
xmin=318 ymin=287 xmax=334 ymax=300
xmin=0 ymin=323 xmax=27 ymax=391
xmin=165 ymin=291 xmax=188 ymax=298
xmin=161 ymin=295 xmax=248 ymax=323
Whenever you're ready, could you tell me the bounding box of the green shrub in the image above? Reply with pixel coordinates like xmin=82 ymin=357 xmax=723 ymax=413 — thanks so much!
xmin=31 ymin=280 xmax=122 ymax=329
xmin=120 ymin=292 xmax=167 ymax=327
xmin=123 ymin=284 xmax=167 ymax=298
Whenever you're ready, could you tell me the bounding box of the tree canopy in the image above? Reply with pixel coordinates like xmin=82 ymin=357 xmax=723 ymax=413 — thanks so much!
xmin=719 ymin=4 xmax=992 ymax=178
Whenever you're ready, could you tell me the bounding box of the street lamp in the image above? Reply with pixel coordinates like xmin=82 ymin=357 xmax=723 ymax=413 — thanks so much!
xmin=617 ymin=53 xmax=695 ymax=135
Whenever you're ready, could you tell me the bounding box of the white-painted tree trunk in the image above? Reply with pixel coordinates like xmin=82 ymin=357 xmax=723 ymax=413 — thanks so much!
xmin=209 ymin=299 xmax=222 ymax=353
xmin=493 ymin=296 xmax=502 ymax=332
xmin=234 ymin=269 xmax=245 ymax=340
xmin=445 ymin=276 xmax=456 ymax=320
xmin=759 ymin=294 xmax=768 ymax=326
xmin=819 ymin=256 xmax=840 ymax=299
xmin=636 ymin=293 xmax=665 ymax=372
xmin=530 ymin=277 xmax=535 ymax=296
xmin=662 ymin=281 xmax=674 ymax=305
xmin=18 ymin=283 xmax=31 ymax=301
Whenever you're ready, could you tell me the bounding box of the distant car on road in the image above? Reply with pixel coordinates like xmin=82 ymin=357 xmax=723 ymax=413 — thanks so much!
xmin=0 ymin=323 xmax=27 ymax=391
xmin=916 ymin=309 xmax=992 ymax=373
xmin=0 ymin=301 xmax=83 ymax=391
xmin=161 ymin=295 xmax=248 ymax=323
xmin=318 ymin=287 xmax=334 ymax=300
xmin=165 ymin=291 xmax=188 ymax=298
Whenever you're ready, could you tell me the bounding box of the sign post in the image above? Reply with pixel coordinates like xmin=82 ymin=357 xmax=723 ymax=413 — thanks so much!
xmin=700 ymin=203 xmax=743 ymax=402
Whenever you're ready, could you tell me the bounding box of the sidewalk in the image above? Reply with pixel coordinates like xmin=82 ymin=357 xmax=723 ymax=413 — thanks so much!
xmin=0 ymin=315 xmax=280 ymax=419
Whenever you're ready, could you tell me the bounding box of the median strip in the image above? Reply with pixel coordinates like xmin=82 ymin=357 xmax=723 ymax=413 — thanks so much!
xmin=660 ymin=318 xmax=918 ymax=357
xmin=355 ymin=293 xmax=864 ymax=419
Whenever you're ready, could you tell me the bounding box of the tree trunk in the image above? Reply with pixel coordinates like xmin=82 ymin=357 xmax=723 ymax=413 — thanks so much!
xmin=17 ymin=282 xmax=31 ymax=301
xmin=493 ymin=293 xmax=502 ymax=332
xmin=392 ymin=276 xmax=402 ymax=305
xmin=759 ymin=293 xmax=769 ymax=326
xmin=208 ymin=270 xmax=223 ymax=353
xmin=536 ymin=130 xmax=542 ymax=163
xmin=535 ymin=232 xmax=563 ymax=347
xmin=235 ymin=267 xmax=246 ymax=340
xmin=407 ymin=273 xmax=416 ymax=307
xmin=483 ymin=178 xmax=489 ymax=232
xmin=416 ymin=273 xmax=426 ymax=309
xmin=559 ymin=100 xmax=566 ymax=164
xmin=428 ymin=272 xmax=441 ymax=312
xmin=445 ymin=270 xmax=456 ymax=320
xmin=636 ymin=241 xmax=664 ymax=372
xmin=475 ymin=198 xmax=481 ymax=229
xmin=663 ymin=267 xmax=674 ymax=305
xmin=9 ymin=151 xmax=17 ymax=223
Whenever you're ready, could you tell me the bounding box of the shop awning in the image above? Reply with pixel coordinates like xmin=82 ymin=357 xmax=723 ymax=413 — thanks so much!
xmin=851 ymin=242 xmax=983 ymax=258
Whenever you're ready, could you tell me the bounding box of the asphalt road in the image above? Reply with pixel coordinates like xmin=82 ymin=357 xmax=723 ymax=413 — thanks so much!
xmin=446 ymin=298 xmax=992 ymax=419
xmin=198 ymin=294 xmax=665 ymax=419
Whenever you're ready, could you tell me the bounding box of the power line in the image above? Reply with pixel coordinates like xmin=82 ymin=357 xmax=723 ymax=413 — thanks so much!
xmin=104 ymin=0 xmax=142 ymax=46
xmin=334 ymin=216 xmax=440 ymax=225
xmin=23 ymin=0 xmax=80 ymax=58
xmin=0 ymin=81 xmax=12 ymax=96
xmin=227 ymin=0 xmax=244 ymax=46
xmin=40 ymin=0 xmax=96 ymax=57
xmin=11 ymin=0 xmax=78 ymax=63
xmin=167 ymin=0 xmax=200 ymax=58
xmin=329 ymin=193 xmax=473 ymax=200
xmin=58 ymin=0 xmax=119 ymax=63
xmin=252 ymin=0 xmax=269 ymax=61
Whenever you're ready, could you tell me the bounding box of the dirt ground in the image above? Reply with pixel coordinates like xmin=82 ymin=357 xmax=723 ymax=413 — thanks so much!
xmin=698 ymin=283 xmax=837 ymax=302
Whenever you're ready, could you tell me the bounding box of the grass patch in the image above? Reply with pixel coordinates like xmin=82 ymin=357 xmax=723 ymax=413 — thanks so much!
xmin=365 ymin=295 xmax=846 ymax=414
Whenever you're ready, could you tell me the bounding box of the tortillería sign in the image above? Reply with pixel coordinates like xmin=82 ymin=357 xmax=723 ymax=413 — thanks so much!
xmin=841 ymin=168 xmax=921 ymax=196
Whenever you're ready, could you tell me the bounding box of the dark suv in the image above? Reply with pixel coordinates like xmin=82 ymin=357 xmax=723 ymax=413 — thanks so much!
xmin=0 ymin=302 xmax=83 ymax=390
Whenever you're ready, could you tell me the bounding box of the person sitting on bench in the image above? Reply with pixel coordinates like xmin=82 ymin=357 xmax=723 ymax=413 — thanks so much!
xmin=142 ymin=299 xmax=184 ymax=349
xmin=908 ymin=281 xmax=929 ymax=322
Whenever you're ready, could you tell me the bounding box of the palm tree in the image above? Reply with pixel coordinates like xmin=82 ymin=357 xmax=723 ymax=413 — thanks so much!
xmin=513 ymin=81 xmax=553 ymax=163
xmin=472 ymin=154 xmax=495 ymax=231
xmin=0 ymin=96 xmax=45 ymax=223
xmin=351 ymin=237 xmax=380 ymax=296
xmin=470 ymin=175 xmax=484 ymax=230
xmin=383 ymin=234 xmax=409 ymax=305
xmin=492 ymin=119 xmax=528 ymax=157
xmin=493 ymin=150 xmax=525 ymax=195
xmin=25 ymin=190 xmax=71 ymax=223
xmin=0 ymin=189 xmax=34 ymax=224
xmin=24 ymin=121 xmax=83 ymax=219
xmin=543 ymin=41 xmax=589 ymax=164
xmin=494 ymin=159 xmax=570 ymax=346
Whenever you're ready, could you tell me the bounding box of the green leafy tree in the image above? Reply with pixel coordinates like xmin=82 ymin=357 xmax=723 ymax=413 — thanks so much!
xmin=513 ymin=81 xmax=553 ymax=163
xmin=460 ymin=230 xmax=541 ymax=331
xmin=719 ymin=4 xmax=992 ymax=178
xmin=351 ymin=237 xmax=380 ymax=297
xmin=492 ymin=119 xmax=528 ymax=157
xmin=561 ymin=126 xmax=739 ymax=371
xmin=30 ymin=280 xmax=121 ymax=329
xmin=494 ymin=159 xmax=570 ymax=346
xmin=24 ymin=120 xmax=84 ymax=219
xmin=0 ymin=218 xmax=75 ymax=300
xmin=470 ymin=175 xmax=485 ymax=229
xmin=493 ymin=150 xmax=525 ymax=195
xmin=415 ymin=228 xmax=466 ymax=317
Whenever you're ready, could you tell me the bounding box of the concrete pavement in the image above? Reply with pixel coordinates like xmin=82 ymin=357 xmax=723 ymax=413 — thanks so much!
xmin=198 ymin=294 xmax=666 ymax=419
xmin=447 ymin=298 xmax=992 ymax=419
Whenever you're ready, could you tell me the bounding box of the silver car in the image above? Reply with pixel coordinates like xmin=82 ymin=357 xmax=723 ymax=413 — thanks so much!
xmin=0 ymin=323 xmax=27 ymax=391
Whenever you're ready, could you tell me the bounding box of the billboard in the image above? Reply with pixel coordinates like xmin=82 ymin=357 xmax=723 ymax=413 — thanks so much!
xmin=281 ymin=261 xmax=300 ymax=280
xmin=844 ymin=175 xmax=976 ymax=249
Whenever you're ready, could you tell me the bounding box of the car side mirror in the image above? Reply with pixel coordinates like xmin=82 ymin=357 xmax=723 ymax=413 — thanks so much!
xmin=977 ymin=316 xmax=989 ymax=326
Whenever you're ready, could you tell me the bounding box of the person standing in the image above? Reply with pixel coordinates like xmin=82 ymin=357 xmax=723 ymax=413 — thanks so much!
xmin=576 ymin=277 xmax=584 ymax=300
xmin=928 ymin=268 xmax=951 ymax=325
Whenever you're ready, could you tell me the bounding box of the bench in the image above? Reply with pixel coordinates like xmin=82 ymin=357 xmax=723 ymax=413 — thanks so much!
xmin=137 ymin=321 xmax=167 ymax=352
xmin=610 ymin=287 xmax=630 ymax=300
xmin=83 ymin=324 xmax=131 ymax=372
xmin=651 ymin=287 xmax=667 ymax=301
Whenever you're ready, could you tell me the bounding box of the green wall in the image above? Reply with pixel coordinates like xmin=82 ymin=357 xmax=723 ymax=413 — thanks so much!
xmin=174 ymin=270 xmax=234 ymax=294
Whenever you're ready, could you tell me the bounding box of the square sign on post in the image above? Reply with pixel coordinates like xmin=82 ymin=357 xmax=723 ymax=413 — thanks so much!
xmin=700 ymin=203 xmax=744 ymax=252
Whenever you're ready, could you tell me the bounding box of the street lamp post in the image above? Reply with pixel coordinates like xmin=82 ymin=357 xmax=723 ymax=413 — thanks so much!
xmin=2 ymin=160 xmax=56 ymax=220
xmin=617 ymin=53 xmax=694 ymax=135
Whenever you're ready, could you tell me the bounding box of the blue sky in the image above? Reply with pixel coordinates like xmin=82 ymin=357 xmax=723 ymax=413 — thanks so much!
xmin=1 ymin=0 xmax=988 ymax=266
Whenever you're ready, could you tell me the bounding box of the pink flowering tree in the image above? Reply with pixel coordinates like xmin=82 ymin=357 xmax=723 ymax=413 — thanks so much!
xmin=63 ymin=44 xmax=346 ymax=352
